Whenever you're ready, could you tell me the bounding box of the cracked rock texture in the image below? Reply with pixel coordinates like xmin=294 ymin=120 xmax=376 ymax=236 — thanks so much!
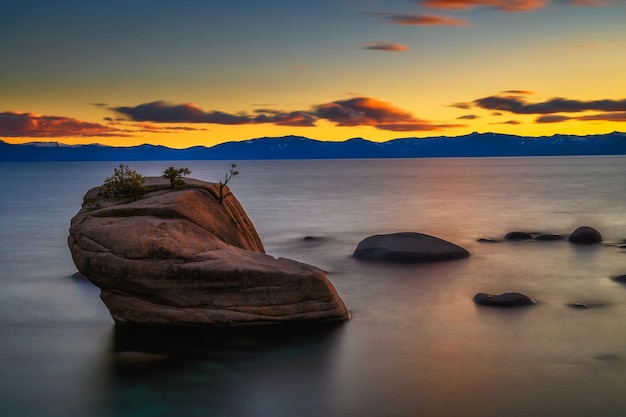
xmin=68 ymin=177 xmax=350 ymax=326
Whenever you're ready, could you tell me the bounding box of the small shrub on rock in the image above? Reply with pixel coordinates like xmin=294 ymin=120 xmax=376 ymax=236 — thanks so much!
xmin=101 ymin=164 xmax=145 ymax=201
xmin=163 ymin=166 xmax=191 ymax=188
xmin=218 ymin=163 xmax=239 ymax=203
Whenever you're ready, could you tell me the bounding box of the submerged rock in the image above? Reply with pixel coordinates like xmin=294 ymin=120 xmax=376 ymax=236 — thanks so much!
xmin=352 ymin=232 xmax=469 ymax=263
xmin=568 ymin=226 xmax=602 ymax=244
xmin=568 ymin=303 xmax=590 ymax=309
xmin=68 ymin=177 xmax=350 ymax=326
xmin=613 ymin=275 xmax=626 ymax=284
xmin=477 ymin=238 xmax=500 ymax=243
xmin=535 ymin=234 xmax=564 ymax=241
xmin=473 ymin=292 xmax=536 ymax=307
xmin=504 ymin=231 xmax=534 ymax=241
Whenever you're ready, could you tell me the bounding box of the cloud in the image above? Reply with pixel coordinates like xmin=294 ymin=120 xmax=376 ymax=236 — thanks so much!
xmin=457 ymin=114 xmax=480 ymax=120
xmin=419 ymin=0 xmax=550 ymax=11
xmin=133 ymin=122 xmax=210 ymax=132
xmin=459 ymin=91 xmax=626 ymax=125
xmin=577 ymin=112 xmax=626 ymax=122
xmin=418 ymin=0 xmax=607 ymax=11
xmin=488 ymin=119 xmax=522 ymax=125
xmin=561 ymin=0 xmax=607 ymax=5
xmin=537 ymin=112 xmax=626 ymax=123
xmin=450 ymin=102 xmax=472 ymax=109
xmin=535 ymin=115 xmax=571 ymax=123
xmin=362 ymin=42 xmax=410 ymax=52
xmin=0 ymin=111 xmax=130 ymax=138
xmin=112 ymin=101 xmax=317 ymax=127
xmin=367 ymin=11 xmax=470 ymax=25
xmin=112 ymin=97 xmax=464 ymax=132
xmin=471 ymin=93 xmax=626 ymax=114
xmin=502 ymin=90 xmax=534 ymax=95
xmin=314 ymin=97 xmax=465 ymax=131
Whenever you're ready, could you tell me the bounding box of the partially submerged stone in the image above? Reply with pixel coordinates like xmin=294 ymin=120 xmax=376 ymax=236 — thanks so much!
xmin=505 ymin=231 xmax=534 ymax=241
xmin=568 ymin=226 xmax=602 ymax=244
xmin=613 ymin=275 xmax=626 ymax=284
xmin=473 ymin=292 xmax=536 ymax=307
xmin=352 ymin=232 xmax=469 ymax=263
xmin=535 ymin=234 xmax=564 ymax=241
xmin=68 ymin=177 xmax=350 ymax=326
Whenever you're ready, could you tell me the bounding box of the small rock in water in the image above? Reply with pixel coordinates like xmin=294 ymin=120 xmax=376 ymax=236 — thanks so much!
xmin=568 ymin=303 xmax=590 ymax=309
xmin=568 ymin=226 xmax=602 ymax=244
xmin=473 ymin=292 xmax=536 ymax=307
xmin=613 ymin=275 xmax=626 ymax=284
xmin=504 ymin=232 xmax=534 ymax=241
xmin=477 ymin=238 xmax=500 ymax=243
xmin=535 ymin=234 xmax=563 ymax=241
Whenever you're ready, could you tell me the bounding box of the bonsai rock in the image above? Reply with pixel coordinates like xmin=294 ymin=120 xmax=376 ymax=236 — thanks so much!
xmin=68 ymin=177 xmax=350 ymax=326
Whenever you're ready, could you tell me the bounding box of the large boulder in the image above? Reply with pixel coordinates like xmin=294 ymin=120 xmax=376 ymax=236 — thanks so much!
xmin=352 ymin=232 xmax=469 ymax=262
xmin=68 ymin=177 xmax=350 ymax=326
xmin=568 ymin=226 xmax=602 ymax=244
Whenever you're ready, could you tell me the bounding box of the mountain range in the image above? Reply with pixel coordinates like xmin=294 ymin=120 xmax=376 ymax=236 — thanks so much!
xmin=2 ymin=132 xmax=626 ymax=161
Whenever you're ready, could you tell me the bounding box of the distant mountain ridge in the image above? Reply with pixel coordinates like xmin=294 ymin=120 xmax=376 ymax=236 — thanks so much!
xmin=2 ymin=132 xmax=626 ymax=161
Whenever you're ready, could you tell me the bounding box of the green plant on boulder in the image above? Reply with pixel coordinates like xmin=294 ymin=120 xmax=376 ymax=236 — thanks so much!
xmin=101 ymin=164 xmax=145 ymax=201
xmin=218 ymin=163 xmax=239 ymax=204
xmin=163 ymin=166 xmax=191 ymax=188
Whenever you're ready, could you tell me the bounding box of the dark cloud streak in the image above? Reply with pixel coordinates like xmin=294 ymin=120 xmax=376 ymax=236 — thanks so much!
xmin=362 ymin=42 xmax=409 ymax=52
xmin=473 ymin=94 xmax=626 ymax=114
xmin=365 ymin=11 xmax=470 ymax=26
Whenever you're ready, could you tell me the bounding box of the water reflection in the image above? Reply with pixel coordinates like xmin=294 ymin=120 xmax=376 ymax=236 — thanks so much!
xmin=103 ymin=323 xmax=346 ymax=417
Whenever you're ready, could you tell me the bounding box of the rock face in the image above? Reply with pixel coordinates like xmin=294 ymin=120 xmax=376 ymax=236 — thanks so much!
xmin=568 ymin=226 xmax=602 ymax=244
xmin=352 ymin=232 xmax=469 ymax=262
xmin=473 ymin=292 xmax=536 ymax=307
xmin=68 ymin=177 xmax=350 ymax=326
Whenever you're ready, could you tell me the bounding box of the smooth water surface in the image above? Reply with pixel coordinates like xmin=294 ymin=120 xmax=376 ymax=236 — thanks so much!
xmin=1 ymin=157 xmax=625 ymax=417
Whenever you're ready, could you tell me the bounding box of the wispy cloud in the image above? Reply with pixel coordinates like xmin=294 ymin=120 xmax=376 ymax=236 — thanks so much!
xmin=132 ymin=122 xmax=210 ymax=132
xmin=490 ymin=119 xmax=522 ymax=125
xmin=362 ymin=42 xmax=410 ymax=52
xmin=367 ymin=11 xmax=470 ymax=25
xmin=537 ymin=112 xmax=626 ymax=123
xmin=112 ymin=97 xmax=465 ymax=132
xmin=418 ymin=0 xmax=606 ymax=11
xmin=502 ymin=90 xmax=534 ymax=95
xmin=562 ymin=0 xmax=607 ymax=6
xmin=457 ymin=114 xmax=480 ymax=120
xmin=0 ymin=111 xmax=130 ymax=138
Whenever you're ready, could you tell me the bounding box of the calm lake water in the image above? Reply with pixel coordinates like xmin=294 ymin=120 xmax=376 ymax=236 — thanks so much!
xmin=1 ymin=157 xmax=625 ymax=417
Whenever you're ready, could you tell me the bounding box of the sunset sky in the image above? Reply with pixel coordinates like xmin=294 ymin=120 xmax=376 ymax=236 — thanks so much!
xmin=2 ymin=0 xmax=625 ymax=148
